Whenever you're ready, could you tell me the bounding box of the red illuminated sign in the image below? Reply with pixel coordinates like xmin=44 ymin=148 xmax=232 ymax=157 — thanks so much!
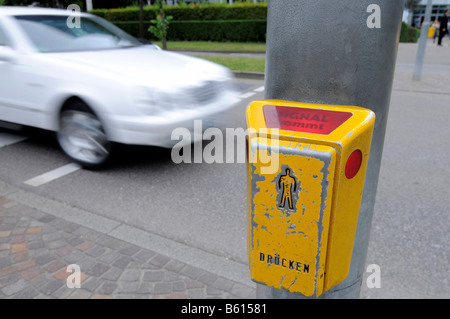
xmin=263 ymin=105 xmax=353 ymax=135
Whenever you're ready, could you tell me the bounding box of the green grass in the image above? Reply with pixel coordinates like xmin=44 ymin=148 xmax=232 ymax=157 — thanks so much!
xmin=154 ymin=41 xmax=266 ymax=52
xmin=194 ymin=55 xmax=265 ymax=73
xmin=151 ymin=41 xmax=266 ymax=72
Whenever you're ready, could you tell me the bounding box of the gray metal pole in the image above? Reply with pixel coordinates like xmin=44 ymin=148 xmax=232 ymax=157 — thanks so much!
xmin=86 ymin=0 xmax=93 ymax=11
xmin=259 ymin=0 xmax=404 ymax=299
xmin=413 ymin=0 xmax=433 ymax=81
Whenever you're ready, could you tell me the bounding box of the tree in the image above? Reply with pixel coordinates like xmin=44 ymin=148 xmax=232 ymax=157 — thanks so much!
xmin=148 ymin=0 xmax=172 ymax=50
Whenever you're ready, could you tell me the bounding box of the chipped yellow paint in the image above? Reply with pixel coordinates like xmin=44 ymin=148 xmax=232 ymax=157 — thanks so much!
xmin=249 ymin=138 xmax=336 ymax=297
xmin=247 ymin=100 xmax=375 ymax=297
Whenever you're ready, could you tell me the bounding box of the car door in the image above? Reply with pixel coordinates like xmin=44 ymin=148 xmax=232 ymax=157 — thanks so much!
xmin=0 ymin=19 xmax=18 ymax=124
xmin=0 ymin=17 xmax=52 ymax=129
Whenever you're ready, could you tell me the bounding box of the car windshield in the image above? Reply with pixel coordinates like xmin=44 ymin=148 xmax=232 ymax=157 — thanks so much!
xmin=14 ymin=14 xmax=142 ymax=53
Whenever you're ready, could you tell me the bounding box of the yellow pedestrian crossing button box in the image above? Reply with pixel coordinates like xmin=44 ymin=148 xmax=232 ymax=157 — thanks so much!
xmin=246 ymin=99 xmax=375 ymax=297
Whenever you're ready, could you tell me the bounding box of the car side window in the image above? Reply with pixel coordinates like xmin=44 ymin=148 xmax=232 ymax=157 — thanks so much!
xmin=0 ymin=24 xmax=9 ymax=46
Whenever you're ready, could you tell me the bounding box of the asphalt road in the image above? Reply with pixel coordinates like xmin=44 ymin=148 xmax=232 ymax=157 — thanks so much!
xmin=0 ymin=77 xmax=263 ymax=272
xmin=0 ymin=42 xmax=449 ymax=299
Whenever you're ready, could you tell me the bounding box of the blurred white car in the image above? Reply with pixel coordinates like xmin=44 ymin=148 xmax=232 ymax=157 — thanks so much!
xmin=0 ymin=7 xmax=239 ymax=168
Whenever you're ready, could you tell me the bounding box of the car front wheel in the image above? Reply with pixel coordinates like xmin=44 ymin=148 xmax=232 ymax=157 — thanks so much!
xmin=57 ymin=106 xmax=111 ymax=169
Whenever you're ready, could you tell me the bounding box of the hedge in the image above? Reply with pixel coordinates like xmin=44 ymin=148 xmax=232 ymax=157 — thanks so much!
xmin=90 ymin=3 xmax=268 ymax=22
xmin=92 ymin=0 xmax=134 ymax=9
xmin=400 ymin=22 xmax=420 ymax=43
xmin=114 ymin=19 xmax=267 ymax=42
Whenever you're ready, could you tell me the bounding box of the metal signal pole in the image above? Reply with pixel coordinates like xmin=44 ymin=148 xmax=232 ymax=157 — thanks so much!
xmin=259 ymin=0 xmax=404 ymax=299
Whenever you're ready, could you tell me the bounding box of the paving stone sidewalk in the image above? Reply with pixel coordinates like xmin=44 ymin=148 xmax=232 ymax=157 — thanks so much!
xmin=0 ymin=196 xmax=255 ymax=299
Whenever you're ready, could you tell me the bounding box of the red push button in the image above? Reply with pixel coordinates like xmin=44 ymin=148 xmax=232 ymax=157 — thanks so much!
xmin=345 ymin=150 xmax=363 ymax=179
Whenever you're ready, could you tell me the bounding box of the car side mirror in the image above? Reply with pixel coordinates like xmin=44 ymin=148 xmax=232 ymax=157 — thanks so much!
xmin=0 ymin=46 xmax=16 ymax=62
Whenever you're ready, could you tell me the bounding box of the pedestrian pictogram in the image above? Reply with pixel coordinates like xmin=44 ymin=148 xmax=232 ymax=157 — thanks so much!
xmin=278 ymin=168 xmax=297 ymax=210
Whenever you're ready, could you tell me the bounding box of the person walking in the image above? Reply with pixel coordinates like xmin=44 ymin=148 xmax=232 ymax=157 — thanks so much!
xmin=432 ymin=20 xmax=440 ymax=43
xmin=437 ymin=9 xmax=449 ymax=46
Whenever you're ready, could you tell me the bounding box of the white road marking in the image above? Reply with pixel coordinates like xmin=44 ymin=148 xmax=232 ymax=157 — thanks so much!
xmin=238 ymin=85 xmax=265 ymax=101
xmin=0 ymin=133 xmax=28 ymax=148
xmin=24 ymin=163 xmax=81 ymax=187
xmin=240 ymin=91 xmax=257 ymax=99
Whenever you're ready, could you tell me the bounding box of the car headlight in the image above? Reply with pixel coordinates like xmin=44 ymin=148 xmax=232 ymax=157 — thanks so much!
xmin=135 ymin=86 xmax=176 ymax=115
xmin=135 ymin=79 xmax=234 ymax=115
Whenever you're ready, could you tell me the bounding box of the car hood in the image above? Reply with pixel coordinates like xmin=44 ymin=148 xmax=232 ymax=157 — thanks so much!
xmin=47 ymin=45 xmax=232 ymax=88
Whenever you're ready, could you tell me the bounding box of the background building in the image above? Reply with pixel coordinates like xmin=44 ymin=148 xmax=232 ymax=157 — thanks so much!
xmin=409 ymin=0 xmax=449 ymax=26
